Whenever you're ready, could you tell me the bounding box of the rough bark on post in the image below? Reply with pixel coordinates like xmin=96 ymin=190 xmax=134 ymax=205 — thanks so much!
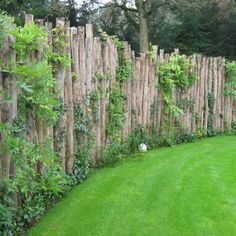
xmin=53 ymin=17 xmax=67 ymax=172
xmin=25 ymin=14 xmax=34 ymax=25
xmin=78 ymin=26 xmax=86 ymax=106
xmin=65 ymin=24 xmax=74 ymax=174
xmin=34 ymin=18 xmax=46 ymax=175
xmin=85 ymin=24 xmax=93 ymax=103
xmin=71 ymin=27 xmax=79 ymax=102
xmin=0 ymin=34 xmax=17 ymax=179
xmin=45 ymin=22 xmax=54 ymax=151
xmin=24 ymin=15 xmax=36 ymax=144
xmin=0 ymin=72 xmax=2 ymax=180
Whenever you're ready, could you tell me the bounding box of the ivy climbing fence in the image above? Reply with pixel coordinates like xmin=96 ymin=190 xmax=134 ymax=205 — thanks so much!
xmin=0 ymin=14 xmax=235 ymax=181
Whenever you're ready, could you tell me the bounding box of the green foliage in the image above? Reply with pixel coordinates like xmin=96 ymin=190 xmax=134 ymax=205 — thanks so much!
xmin=113 ymin=36 xmax=133 ymax=82
xmin=105 ymin=36 xmax=131 ymax=145
xmin=0 ymin=180 xmax=15 ymax=235
xmin=100 ymin=124 xmax=200 ymax=167
xmin=0 ymin=123 xmax=71 ymax=233
xmin=156 ymin=127 xmax=197 ymax=147
xmin=207 ymin=92 xmax=215 ymax=136
xmin=89 ymin=89 xmax=101 ymax=124
xmin=159 ymin=54 xmax=197 ymax=117
xmin=225 ymin=60 xmax=236 ymax=103
xmin=116 ymin=59 xmax=132 ymax=82
xmin=0 ymin=0 xmax=75 ymax=26
xmin=106 ymin=84 xmax=125 ymax=142
xmin=176 ymin=98 xmax=194 ymax=112
xmin=112 ymin=35 xmax=125 ymax=63
xmin=196 ymin=128 xmax=206 ymax=139
xmin=17 ymin=60 xmax=59 ymax=125
xmin=13 ymin=23 xmax=47 ymax=60
xmin=0 ymin=10 xmax=15 ymax=46
xmin=0 ymin=89 xmax=12 ymax=105
xmin=29 ymin=136 xmax=236 ymax=236
xmin=100 ymin=142 xmax=124 ymax=166
xmin=71 ymin=147 xmax=91 ymax=185
xmin=0 ymin=13 xmax=71 ymax=234
xmin=124 ymin=125 xmax=152 ymax=154
xmin=159 ymin=55 xmax=196 ymax=91
xmin=231 ymin=122 xmax=236 ymax=134
xmin=112 ymin=35 xmax=125 ymax=51
xmin=48 ymin=28 xmax=71 ymax=67
xmin=92 ymin=72 xmax=111 ymax=81
xmin=147 ymin=44 xmax=157 ymax=60
xmin=72 ymin=105 xmax=93 ymax=184
xmin=12 ymin=22 xmax=60 ymax=126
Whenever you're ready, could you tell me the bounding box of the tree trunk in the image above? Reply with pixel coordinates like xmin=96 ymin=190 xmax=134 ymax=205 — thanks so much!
xmin=135 ymin=0 xmax=149 ymax=53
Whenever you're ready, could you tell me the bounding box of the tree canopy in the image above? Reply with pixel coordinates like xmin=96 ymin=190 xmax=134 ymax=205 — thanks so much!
xmin=1 ymin=0 xmax=236 ymax=59
xmin=75 ymin=0 xmax=236 ymax=59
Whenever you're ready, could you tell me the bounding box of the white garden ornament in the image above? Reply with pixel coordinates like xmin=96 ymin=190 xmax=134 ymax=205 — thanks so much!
xmin=139 ymin=143 xmax=147 ymax=152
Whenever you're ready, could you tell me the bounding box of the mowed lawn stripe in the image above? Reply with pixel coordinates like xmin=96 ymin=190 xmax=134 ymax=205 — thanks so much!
xmin=29 ymin=136 xmax=236 ymax=236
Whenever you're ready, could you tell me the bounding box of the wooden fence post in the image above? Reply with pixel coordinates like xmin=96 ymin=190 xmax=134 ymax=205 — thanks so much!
xmin=53 ymin=17 xmax=67 ymax=172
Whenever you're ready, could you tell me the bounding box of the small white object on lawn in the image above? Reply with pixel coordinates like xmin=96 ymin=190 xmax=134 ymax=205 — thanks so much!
xmin=139 ymin=143 xmax=147 ymax=152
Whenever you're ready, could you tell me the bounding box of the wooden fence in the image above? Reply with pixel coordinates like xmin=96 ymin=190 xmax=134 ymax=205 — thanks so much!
xmin=0 ymin=15 xmax=235 ymax=178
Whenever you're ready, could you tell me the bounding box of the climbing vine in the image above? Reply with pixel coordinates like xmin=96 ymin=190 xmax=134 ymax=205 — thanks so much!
xmin=207 ymin=92 xmax=215 ymax=136
xmin=116 ymin=60 xmax=132 ymax=82
xmin=106 ymin=37 xmax=132 ymax=142
xmin=224 ymin=60 xmax=236 ymax=103
xmin=13 ymin=22 xmax=59 ymax=126
xmin=48 ymin=27 xmax=71 ymax=67
xmin=0 ymin=11 xmax=15 ymax=46
xmin=72 ymin=104 xmax=94 ymax=184
xmin=89 ymin=89 xmax=101 ymax=124
xmin=92 ymin=72 xmax=111 ymax=81
xmin=112 ymin=35 xmax=133 ymax=82
xmin=106 ymin=84 xmax=125 ymax=142
xmin=158 ymin=54 xmax=197 ymax=117
xmin=0 ymin=14 xmax=71 ymax=234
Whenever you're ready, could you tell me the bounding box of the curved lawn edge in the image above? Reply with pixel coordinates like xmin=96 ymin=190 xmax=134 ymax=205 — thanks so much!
xmin=29 ymin=136 xmax=236 ymax=236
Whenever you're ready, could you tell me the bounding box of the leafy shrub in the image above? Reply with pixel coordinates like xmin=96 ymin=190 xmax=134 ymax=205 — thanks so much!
xmin=71 ymin=148 xmax=90 ymax=185
xmin=0 ymin=180 xmax=15 ymax=234
xmin=100 ymin=142 xmax=125 ymax=166
xmin=158 ymin=130 xmax=177 ymax=147
xmin=0 ymin=12 xmax=71 ymax=235
xmin=124 ymin=125 xmax=153 ymax=153
xmin=177 ymin=132 xmax=196 ymax=143
xmin=196 ymin=128 xmax=206 ymax=139
xmin=0 ymin=123 xmax=71 ymax=234
xmin=72 ymin=104 xmax=93 ymax=184
xmin=231 ymin=122 xmax=236 ymax=134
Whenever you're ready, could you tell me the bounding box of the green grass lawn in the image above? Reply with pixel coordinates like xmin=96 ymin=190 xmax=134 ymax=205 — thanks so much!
xmin=29 ymin=136 xmax=236 ymax=236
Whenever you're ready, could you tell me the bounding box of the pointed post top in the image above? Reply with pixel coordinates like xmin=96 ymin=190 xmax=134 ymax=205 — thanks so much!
xmin=25 ymin=14 xmax=34 ymax=25
xmin=86 ymin=24 xmax=93 ymax=39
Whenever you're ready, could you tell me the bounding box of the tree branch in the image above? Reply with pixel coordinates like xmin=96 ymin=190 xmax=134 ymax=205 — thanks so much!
xmin=100 ymin=2 xmax=138 ymax=13
xmin=146 ymin=1 xmax=171 ymax=17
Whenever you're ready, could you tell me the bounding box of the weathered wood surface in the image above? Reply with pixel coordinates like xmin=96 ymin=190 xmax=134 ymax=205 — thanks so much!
xmin=0 ymin=18 xmax=235 ymax=179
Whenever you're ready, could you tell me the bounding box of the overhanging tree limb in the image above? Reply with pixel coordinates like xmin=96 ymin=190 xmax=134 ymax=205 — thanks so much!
xmin=100 ymin=2 xmax=138 ymax=13
xmin=146 ymin=0 xmax=172 ymax=17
